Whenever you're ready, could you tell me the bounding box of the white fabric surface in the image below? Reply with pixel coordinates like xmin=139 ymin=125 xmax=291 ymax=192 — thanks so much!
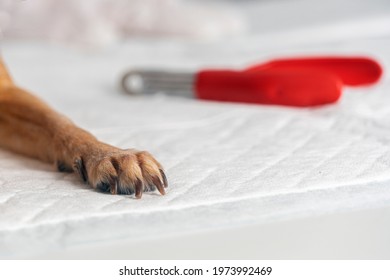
xmin=1 ymin=19 xmax=390 ymax=257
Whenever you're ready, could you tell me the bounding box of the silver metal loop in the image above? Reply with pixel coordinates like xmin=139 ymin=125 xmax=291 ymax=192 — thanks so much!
xmin=120 ymin=69 xmax=195 ymax=98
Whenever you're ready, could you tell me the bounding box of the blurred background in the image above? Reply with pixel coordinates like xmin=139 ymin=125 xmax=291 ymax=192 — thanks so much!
xmin=0 ymin=0 xmax=389 ymax=46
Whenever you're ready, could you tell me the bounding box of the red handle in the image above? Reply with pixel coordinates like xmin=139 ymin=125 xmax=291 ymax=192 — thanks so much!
xmin=246 ymin=56 xmax=383 ymax=86
xmin=195 ymin=69 xmax=342 ymax=107
xmin=195 ymin=56 xmax=382 ymax=107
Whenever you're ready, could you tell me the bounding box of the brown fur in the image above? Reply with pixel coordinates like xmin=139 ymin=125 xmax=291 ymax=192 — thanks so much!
xmin=0 ymin=59 xmax=167 ymax=198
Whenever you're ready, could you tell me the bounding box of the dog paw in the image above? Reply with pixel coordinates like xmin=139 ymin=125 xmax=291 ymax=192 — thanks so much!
xmin=71 ymin=147 xmax=167 ymax=198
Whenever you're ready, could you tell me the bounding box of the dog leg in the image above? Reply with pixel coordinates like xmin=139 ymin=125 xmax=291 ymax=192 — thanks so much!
xmin=0 ymin=59 xmax=167 ymax=198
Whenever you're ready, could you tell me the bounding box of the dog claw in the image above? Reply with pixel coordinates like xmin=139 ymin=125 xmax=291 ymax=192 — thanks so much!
xmin=135 ymin=179 xmax=143 ymax=199
xmin=74 ymin=157 xmax=88 ymax=183
xmin=110 ymin=184 xmax=117 ymax=195
xmin=109 ymin=176 xmax=117 ymax=195
xmin=160 ymin=169 xmax=168 ymax=188
xmin=153 ymin=176 xmax=165 ymax=195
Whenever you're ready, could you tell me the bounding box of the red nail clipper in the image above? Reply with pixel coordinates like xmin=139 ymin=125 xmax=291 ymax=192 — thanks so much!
xmin=121 ymin=56 xmax=383 ymax=107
